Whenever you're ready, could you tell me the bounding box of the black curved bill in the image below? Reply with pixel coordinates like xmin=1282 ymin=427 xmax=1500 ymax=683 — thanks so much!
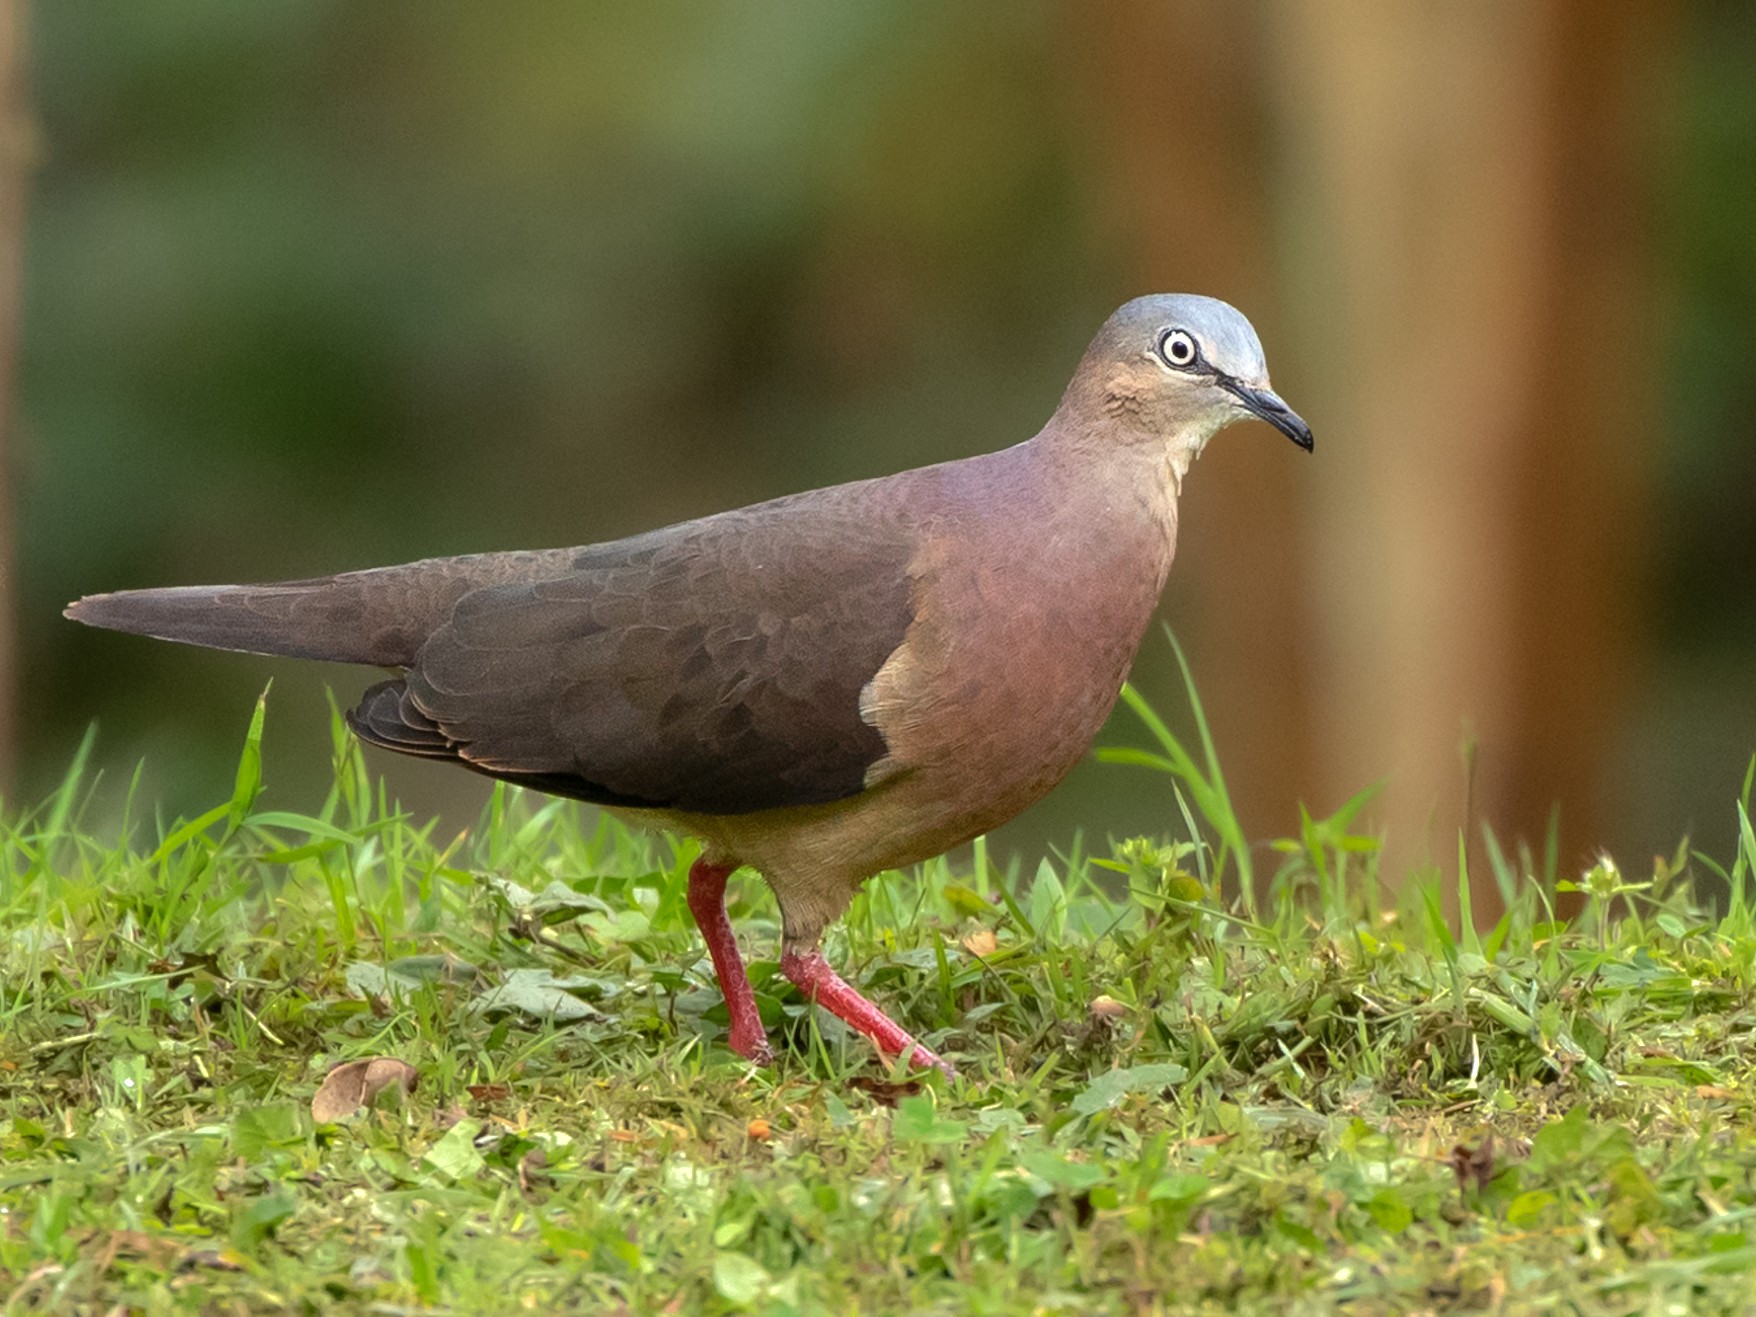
xmin=1221 ymin=379 xmax=1314 ymax=452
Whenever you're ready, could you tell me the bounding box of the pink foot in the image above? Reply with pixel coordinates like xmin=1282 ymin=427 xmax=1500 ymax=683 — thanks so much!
xmin=685 ymin=859 xmax=774 ymax=1064
xmin=780 ymin=948 xmax=955 ymax=1077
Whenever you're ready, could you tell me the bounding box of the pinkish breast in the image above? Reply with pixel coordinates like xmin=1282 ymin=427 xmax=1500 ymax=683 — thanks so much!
xmin=875 ymin=443 xmax=1179 ymax=842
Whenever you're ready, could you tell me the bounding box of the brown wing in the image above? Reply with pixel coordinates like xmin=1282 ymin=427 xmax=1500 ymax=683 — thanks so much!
xmin=348 ymin=498 xmax=920 ymax=815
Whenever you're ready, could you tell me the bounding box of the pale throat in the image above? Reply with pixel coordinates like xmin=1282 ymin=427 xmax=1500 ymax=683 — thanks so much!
xmin=1164 ymin=408 xmax=1231 ymax=495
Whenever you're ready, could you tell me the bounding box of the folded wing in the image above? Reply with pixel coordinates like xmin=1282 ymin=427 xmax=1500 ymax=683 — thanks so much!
xmin=352 ymin=504 xmax=920 ymax=814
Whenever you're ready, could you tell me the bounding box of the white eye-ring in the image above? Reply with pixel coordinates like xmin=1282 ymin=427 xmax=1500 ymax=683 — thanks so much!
xmin=1157 ymin=328 xmax=1198 ymax=369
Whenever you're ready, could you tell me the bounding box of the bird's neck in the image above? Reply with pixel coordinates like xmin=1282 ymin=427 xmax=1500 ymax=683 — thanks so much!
xmin=897 ymin=430 xmax=1183 ymax=616
xmin=1033 ymin=417 xmax=1188 ymax=524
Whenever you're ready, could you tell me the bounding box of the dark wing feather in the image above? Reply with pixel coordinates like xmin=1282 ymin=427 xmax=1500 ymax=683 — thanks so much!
xmin=351 ymin=495 xmax=920 ymax=815
xmin=350 ymin=679 xmax=455 ymax=759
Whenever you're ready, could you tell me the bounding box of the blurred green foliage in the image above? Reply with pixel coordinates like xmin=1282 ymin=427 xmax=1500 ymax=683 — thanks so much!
xmin=1662 ymin=0 xmax=1756 ymax=648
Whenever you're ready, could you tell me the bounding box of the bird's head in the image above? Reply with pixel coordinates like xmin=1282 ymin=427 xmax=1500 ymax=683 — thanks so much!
xmin=1060 ymin=294 xmax=1313 ymax=464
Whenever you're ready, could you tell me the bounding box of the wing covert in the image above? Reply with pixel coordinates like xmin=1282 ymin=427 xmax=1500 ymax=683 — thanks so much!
xmin=385 ymin=503 xmax=920 ymax=814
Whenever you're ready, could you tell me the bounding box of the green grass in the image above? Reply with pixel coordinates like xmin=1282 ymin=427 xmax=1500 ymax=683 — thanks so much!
xmin=5 ymin=659 xmax=1756 ymax=1314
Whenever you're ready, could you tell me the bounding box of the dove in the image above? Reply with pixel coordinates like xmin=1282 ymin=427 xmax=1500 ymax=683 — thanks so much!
xmin=67 ymin=294 xmax=1311 ymax=1075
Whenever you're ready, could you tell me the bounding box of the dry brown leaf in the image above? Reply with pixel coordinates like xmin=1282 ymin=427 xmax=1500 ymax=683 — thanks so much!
xmin=962 ymin=928 xmax=998 ymax=957
xmin=1698 ymin=1084 xmax=1738 ymax=1099
xmin=311 ymin=1056 xmax=418 ymax=1122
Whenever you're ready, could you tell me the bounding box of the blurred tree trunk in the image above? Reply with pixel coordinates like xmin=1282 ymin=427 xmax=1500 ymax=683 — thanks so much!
xmin=1268 ymin=1 xmax=1671 ymax=910
xmin=0 ymin=0 xmax=26 ymax=796
xmin=1067 ymin=0 xmax=1670 ymax=916
xmin=1064 ymin=0 xmax=1315 ymax=860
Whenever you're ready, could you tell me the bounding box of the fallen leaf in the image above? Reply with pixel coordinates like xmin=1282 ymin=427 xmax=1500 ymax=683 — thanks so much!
xmin=422 ymin=1119 xmax=486 ymax=1181
xmin=472 ymin=968 xmax=606 ymax=1022
xmin=1070 ymin=1063 xmax=1186 ymax=1116
xmin=962 ymin=928 xmax=998 ymax=957
xmin=713 ymin=1252 xmax=773 ymax=1305
xmin=386 ymin=954 xmax=483 ymax=987
xmin=311 ymin=1057 xmax=418 ymax=1122
xmin=1698 ymin=1084 xmax=1737 ymax=1099
xmin=487 ymin=875 xmax=614 ymax=920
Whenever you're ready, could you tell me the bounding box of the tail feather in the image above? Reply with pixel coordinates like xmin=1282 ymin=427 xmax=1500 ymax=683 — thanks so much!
xmin=64 ymin=550 xmax=581 ymax=668
xmin=65 ymin=580 xmax=420 ymax=666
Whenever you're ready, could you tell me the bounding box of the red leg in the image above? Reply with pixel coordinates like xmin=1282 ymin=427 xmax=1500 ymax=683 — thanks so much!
xmin=780 ymin=948 xmax=954 ymax=1077
xmin=685 ymin=859 xmax=773 ymax=1064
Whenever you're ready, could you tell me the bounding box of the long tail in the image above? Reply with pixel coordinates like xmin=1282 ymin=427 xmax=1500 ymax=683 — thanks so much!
xmin=64 ymin=550 xmax=576 ymax=668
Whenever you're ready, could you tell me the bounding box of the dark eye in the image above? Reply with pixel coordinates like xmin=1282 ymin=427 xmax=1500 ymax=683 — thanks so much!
xmin=1157 ymin=328 xmax=1198 ymax=369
